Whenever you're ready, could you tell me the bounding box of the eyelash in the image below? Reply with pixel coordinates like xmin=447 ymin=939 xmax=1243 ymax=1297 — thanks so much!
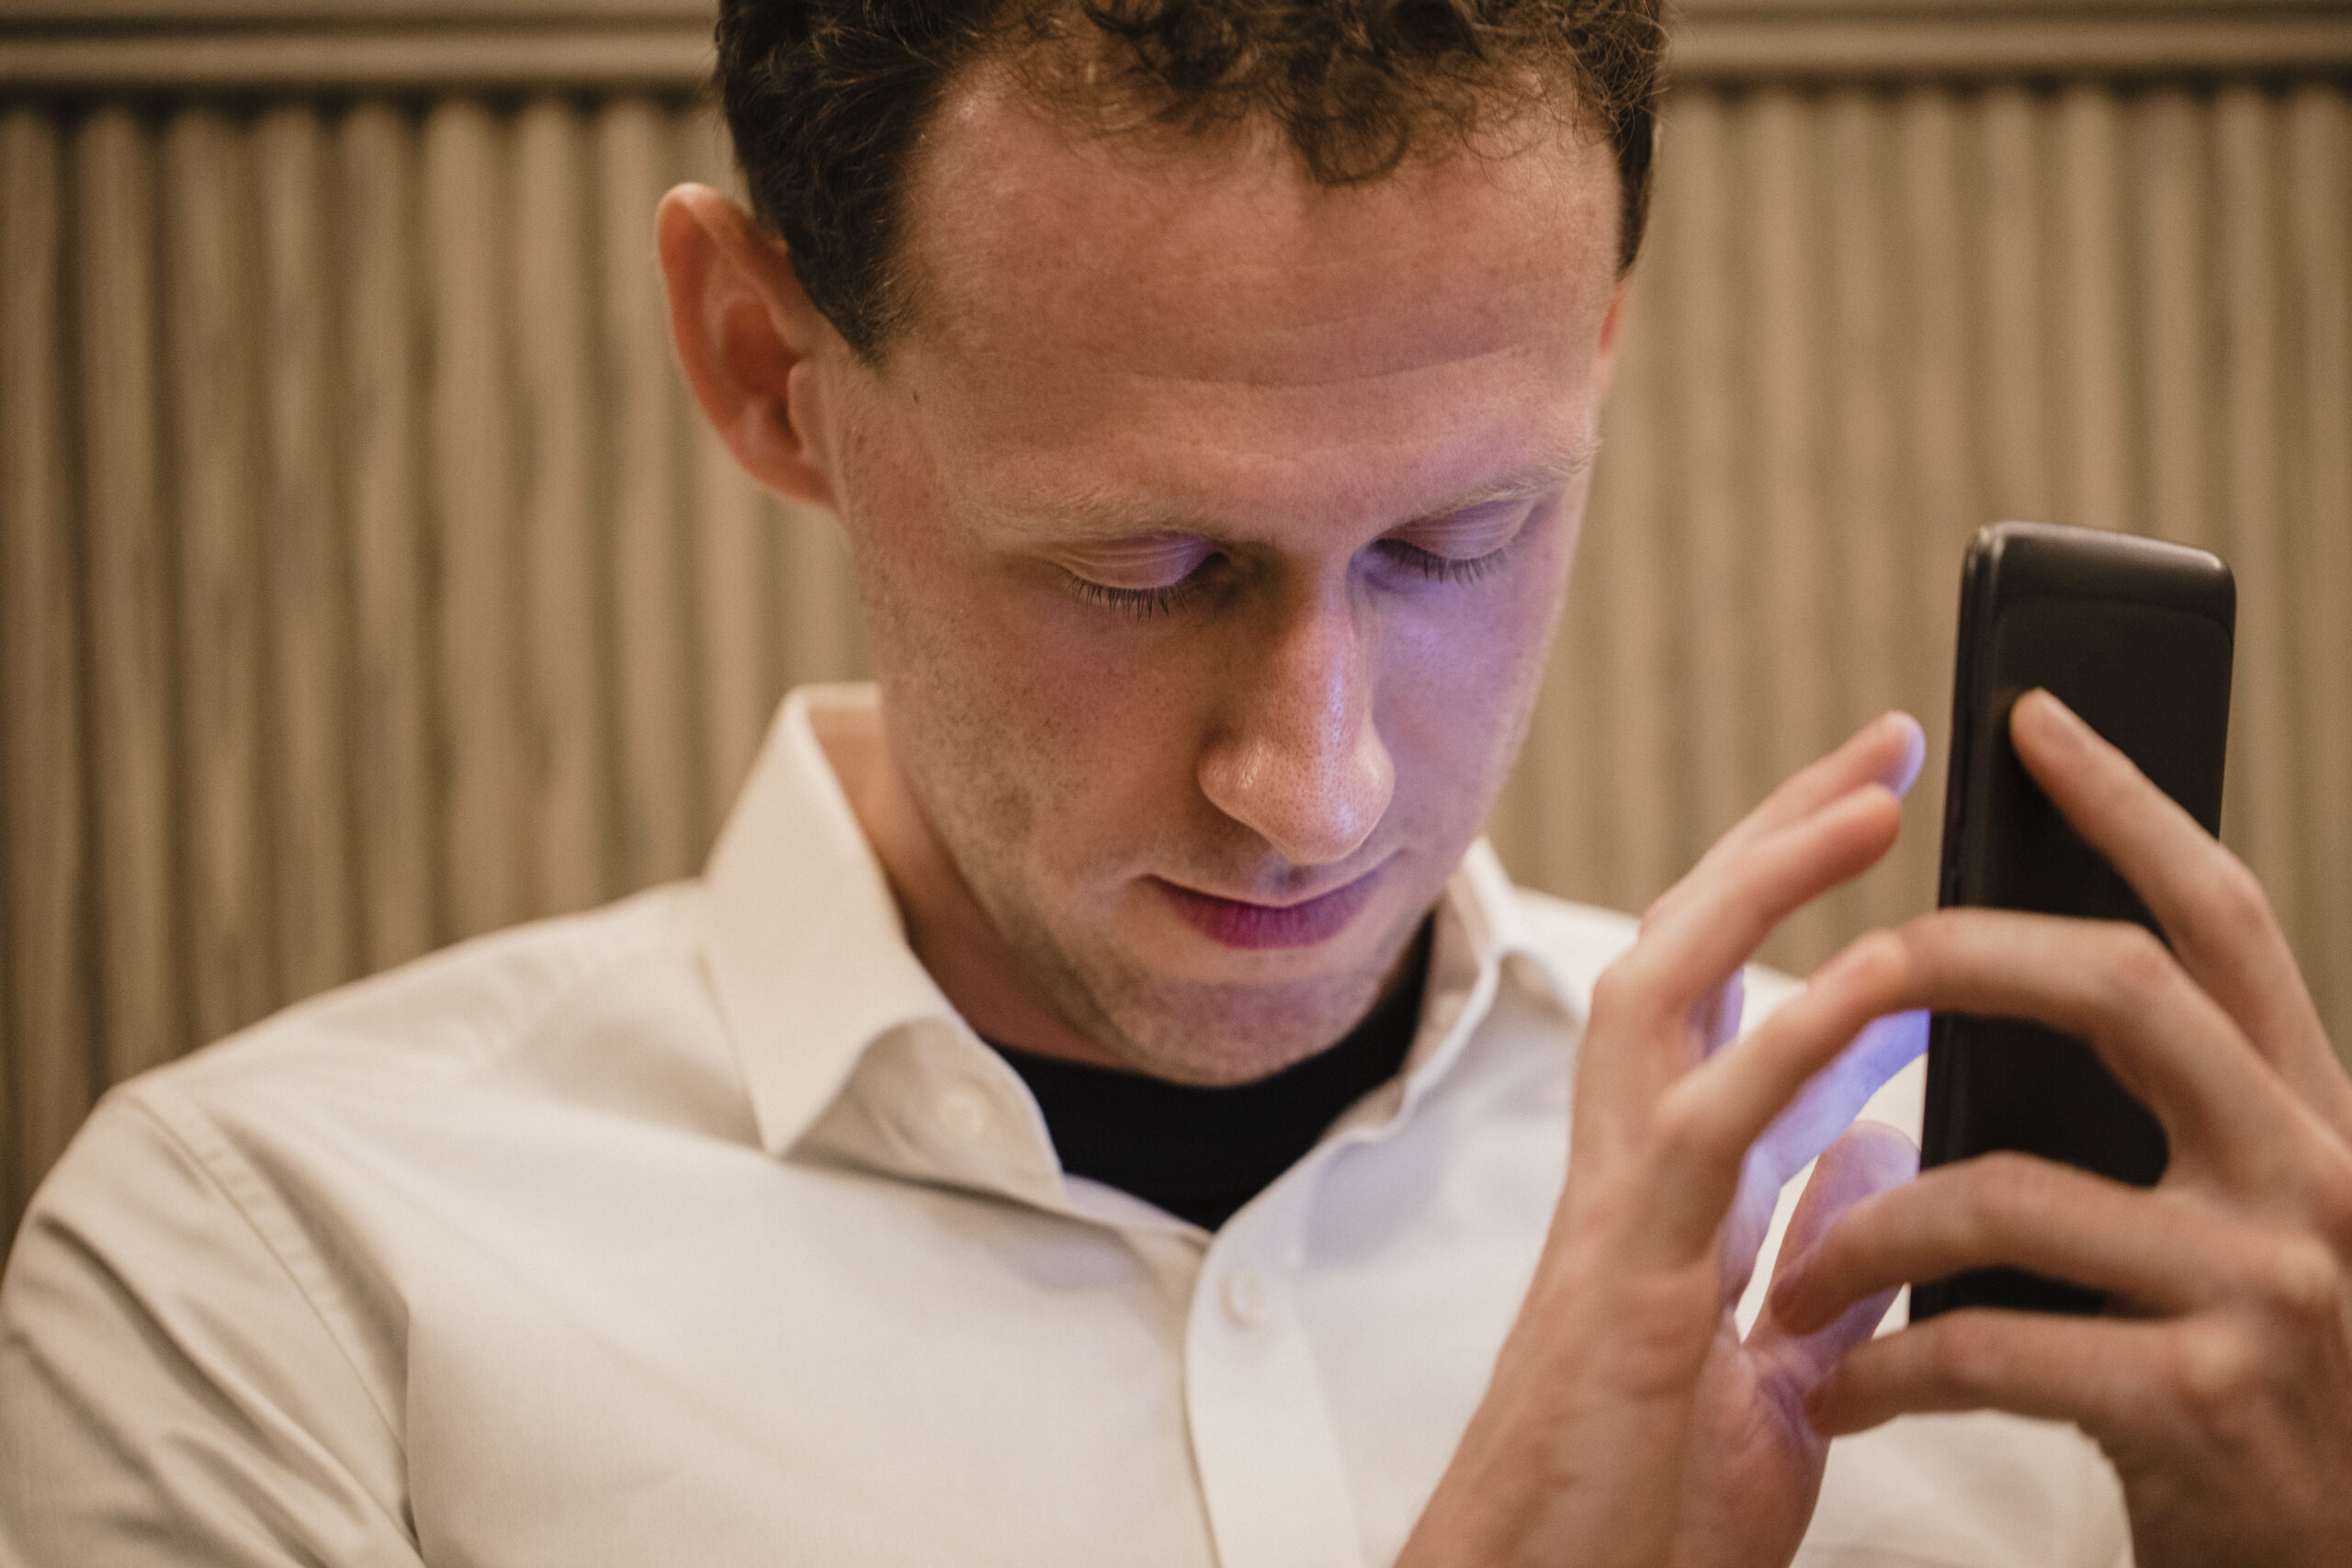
xmin=1061 ymin=537 xmax=1510 ymax=619
xmin=1065 ymin=577 xmax=1197 ymax=619
xmin=1376 ymin=538 xmax=1511 ymax=585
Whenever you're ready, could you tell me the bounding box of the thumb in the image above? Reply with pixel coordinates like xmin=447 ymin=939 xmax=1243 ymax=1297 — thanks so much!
xmin=1747 ymin=1120 xmax=1917 ymax=1386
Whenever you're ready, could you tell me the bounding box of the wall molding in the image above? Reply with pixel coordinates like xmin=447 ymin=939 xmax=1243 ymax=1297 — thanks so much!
xmin=0 ymin=2 xmax=2346 ymax=91
xmin=1671 ymin=3 xmax=2352 ymax=79
xmin=0 ymin=28 xmax=713 ymax=93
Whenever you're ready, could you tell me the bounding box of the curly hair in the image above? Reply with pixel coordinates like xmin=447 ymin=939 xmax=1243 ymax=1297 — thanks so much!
xmin=717 ymin=0 xmax=1667 ymax=359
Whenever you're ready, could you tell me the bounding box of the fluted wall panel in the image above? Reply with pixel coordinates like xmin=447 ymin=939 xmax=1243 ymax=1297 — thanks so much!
xmin=1 ymin=68 xmax=2346 ymax=1237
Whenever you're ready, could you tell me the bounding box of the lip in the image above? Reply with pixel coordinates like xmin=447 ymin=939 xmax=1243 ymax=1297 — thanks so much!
xmin=1152 ymin=864 xmax=1386 ymax=951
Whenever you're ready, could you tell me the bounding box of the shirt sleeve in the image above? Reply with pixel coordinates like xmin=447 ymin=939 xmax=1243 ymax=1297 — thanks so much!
xmin=0 ymin=1090 xmax=421 ymax=1568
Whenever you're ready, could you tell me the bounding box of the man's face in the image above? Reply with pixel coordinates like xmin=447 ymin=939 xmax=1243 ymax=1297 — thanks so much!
xmin=822 ymin=73 xmax=1625 ymax=1084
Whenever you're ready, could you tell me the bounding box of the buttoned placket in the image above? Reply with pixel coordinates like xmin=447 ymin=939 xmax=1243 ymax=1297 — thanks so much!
xmin=1170 ymin=928 xmax=1528 ymax=1568
xmin=1182 ymin=1169 xmax=1369 ymax=1568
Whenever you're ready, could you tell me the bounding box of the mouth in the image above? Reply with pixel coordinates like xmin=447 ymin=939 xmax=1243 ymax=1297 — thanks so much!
xmin=1151 ymin=863 xmax=1387 ymax=951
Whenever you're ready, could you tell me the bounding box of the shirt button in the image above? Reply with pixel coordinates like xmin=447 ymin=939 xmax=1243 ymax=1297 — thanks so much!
xmin=1220 ymin=1268 xmax=1267 ymax=1328
xmin=938 ymin=1087 xmax=989 ymax=1141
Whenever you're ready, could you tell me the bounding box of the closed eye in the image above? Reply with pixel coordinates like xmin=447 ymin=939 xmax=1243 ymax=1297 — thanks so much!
xmin=1374 ymin=537 xmax=1512 ymax=584
xmin=1055 ymin=534 xmax=1222 ymax=617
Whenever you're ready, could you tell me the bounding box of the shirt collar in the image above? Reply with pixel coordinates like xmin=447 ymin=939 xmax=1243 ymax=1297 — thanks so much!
xmin=1374 ymin=837 xmax=1582 ymax=1134
xmin=699 ymin=683 xmax=1583 ymax=1173
xmin=701 ymin=685 xmax=968 ymax=1161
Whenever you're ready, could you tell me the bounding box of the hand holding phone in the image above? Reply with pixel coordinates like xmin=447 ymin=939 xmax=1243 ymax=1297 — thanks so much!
xmin=1765 ymin=523 xmax=2352 ymax=1557
xmin=1912 ymin=521 xmax=2233 ymax=1318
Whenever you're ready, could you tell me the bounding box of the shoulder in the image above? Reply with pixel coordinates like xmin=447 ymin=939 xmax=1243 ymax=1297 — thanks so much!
xmin=3 ymin=877 xmax=748 ymax=1423
xmin=0 ymin=897 xmax=725 ymax=1568
xmin=21 ymin=880 xmax=751 ymax=1286
xmin=115 ymin=881 xmax=720 ymax=1132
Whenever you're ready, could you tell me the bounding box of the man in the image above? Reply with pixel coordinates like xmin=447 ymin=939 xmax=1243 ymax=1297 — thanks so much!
xmin=2 ymin=2 xmax=2346 ymax=1563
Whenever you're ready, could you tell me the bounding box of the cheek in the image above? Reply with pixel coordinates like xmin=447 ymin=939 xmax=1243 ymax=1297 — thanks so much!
xmin=1001 ymin=607 xmax=1214 ymax=818
xmin=1381 ymin=535 xmax=1576 ymax=818
xmin=868 ymin=542 xmax=1207 ymax=857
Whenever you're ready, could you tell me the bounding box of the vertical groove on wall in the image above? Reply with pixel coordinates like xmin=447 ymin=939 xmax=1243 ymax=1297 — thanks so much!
xmin=2136 ymin=89 xmax=2213 ymax=555
xmin=167 ymin=109 xmax=277 ymax=1045
xmin=2 ymin=80 xmax=2348 ymax=1234
xmin=255 ymin=107 xmax=356 ymax=1005
xmin=339 ymin=103 xmax=437 ymax=976
xmin=1977 ymin=87 xmax=2052 ymax=524
xmin=515 ymin=98 xmax=613 ymax=919
xmin=424 ymin=100 xmax=526 ymax=943
xmin=74 ymin=108 xmax=185 ymax=1090
xmin=1 ymin=109 xmax=92 ymax=1224
xmin=2055 ymin=86 xmax=2134 ymax=540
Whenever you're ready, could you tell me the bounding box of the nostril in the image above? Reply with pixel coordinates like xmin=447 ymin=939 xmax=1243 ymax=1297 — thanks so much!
xmin=1198 ymin=715 xmax=1394 ymax=866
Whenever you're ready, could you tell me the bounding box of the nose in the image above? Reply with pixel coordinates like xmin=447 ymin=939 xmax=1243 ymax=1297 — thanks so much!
xmin=1196 ymin=583 xmax=1394 ymax=867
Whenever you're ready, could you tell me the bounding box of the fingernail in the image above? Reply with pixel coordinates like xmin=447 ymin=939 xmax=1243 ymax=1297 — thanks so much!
xmin=1887 ymin=715 xmax=1927 ymax=799
xmin=2018 ymin=687 xmax=2085 ymax=737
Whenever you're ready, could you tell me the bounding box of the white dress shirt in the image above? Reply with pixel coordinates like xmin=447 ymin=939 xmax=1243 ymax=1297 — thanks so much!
xmin=0 ymin=684 xmax=2131 ymax=1567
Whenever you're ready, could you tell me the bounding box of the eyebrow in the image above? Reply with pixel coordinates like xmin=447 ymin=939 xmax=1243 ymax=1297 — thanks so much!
xmin=981 ymin=435 xmax=1601 ymax=547
xmin=1420 ymin=440 xmax=1600 ymax=513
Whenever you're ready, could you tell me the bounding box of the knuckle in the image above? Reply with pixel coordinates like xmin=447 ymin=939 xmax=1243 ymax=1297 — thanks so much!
xmin=2193 ymin=853 xmax=2277 ymax=938
xmin=1958 ymin=1153 xmax=2045 ymax=1239
xmin=1589 ymin=961 xmax=1668 ymax=1035
xmin=2165 ymin=1319 xmax=2261 ymax=1426
xmin=1646 ymin=1081 xmax=1740 ymax=1175
xmin=2260 ymin=1235 xmax=2343 ymax=1327
xmin=1843 ymin=928 xmax=1911 ymax=992
xmin=1892 ymin=910 xmax=1959 ymax=983
xmin=1646 ymin=1081 xmax=1727 ymax=1168
xmin=2097 ymin=924 xmax=2177 ymax=1010
xmin=1927 ymin=1314 xmax=2006 ymax=1396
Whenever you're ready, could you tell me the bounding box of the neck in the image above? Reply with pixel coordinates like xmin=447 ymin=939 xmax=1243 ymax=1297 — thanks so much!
xmin=815 ymin=697 xmax=1126 ymax=1070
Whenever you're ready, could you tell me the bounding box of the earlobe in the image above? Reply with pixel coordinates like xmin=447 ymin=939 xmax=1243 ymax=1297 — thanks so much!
xmin=656 ymin=183 xmax=842 ymax=509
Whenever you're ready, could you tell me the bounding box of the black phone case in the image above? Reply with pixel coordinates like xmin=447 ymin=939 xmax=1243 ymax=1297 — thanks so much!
xmin=1912 ymin=522 xmax=2233 ymax=1320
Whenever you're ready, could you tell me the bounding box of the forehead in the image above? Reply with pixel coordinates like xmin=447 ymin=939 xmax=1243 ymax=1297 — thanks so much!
xmin=885 ymin=70 xmax=1624 ymax=530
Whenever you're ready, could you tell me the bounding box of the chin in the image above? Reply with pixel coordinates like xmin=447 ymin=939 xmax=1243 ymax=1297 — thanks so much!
xmin=1073 ymin=912 xmax=1428 ymax=1087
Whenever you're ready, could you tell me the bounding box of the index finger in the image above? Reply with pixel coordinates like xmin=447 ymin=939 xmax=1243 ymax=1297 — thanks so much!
xmin=2011 ymin=690 xmax=2352 ymax=1137
xmin=1642 ymin=712 xmax=1924 ymax=940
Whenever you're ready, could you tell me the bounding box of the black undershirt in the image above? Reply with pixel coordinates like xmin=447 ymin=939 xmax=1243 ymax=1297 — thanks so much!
xmin=989 ymin=925 xmax=1431 ymax=1230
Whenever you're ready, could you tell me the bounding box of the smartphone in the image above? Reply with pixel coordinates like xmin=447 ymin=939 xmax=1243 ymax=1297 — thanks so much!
xmin=1910 ymin=522 xmax=2234 ymax=1320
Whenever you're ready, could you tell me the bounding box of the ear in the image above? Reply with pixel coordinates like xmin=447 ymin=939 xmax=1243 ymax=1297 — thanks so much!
xmin=1590 ymin=273 xmax=1632 ymax=400
xmin=657 ymin=183 xmax=842 ymax=510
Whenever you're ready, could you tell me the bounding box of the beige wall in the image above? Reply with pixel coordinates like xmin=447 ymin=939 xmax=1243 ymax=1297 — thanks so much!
xmin=3 ymin=2 xmax=2348 ymax=1240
